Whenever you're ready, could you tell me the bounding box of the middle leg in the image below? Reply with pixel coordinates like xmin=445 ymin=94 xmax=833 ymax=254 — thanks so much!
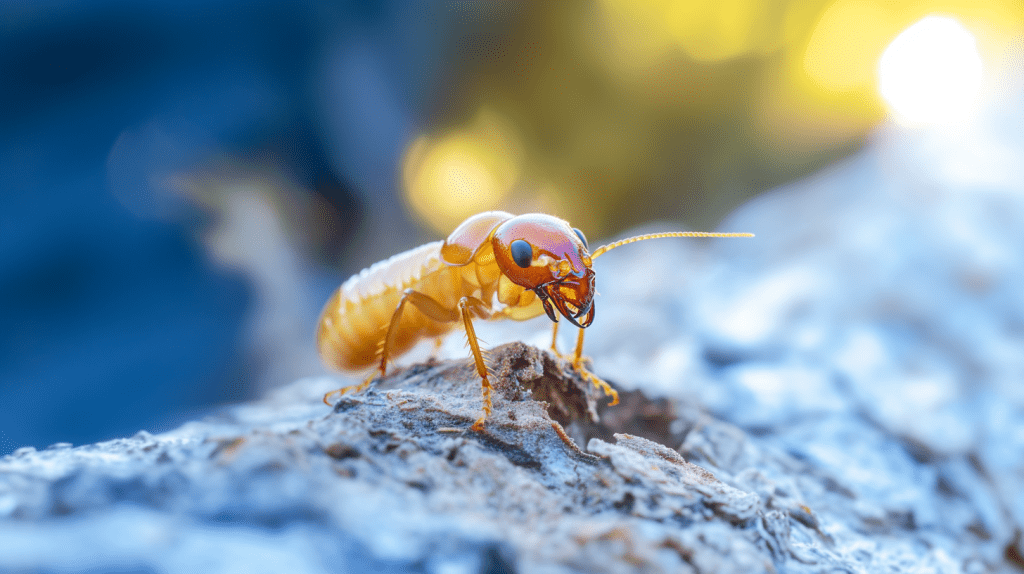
xmin=324 ymin=289 xmax=463 ymax=406
xmin=458 ymin=296 xmax=496 ymax=431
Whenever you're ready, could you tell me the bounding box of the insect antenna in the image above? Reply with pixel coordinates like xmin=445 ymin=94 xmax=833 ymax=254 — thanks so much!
xmin=591 ymin=231 xmax=754 ymax=259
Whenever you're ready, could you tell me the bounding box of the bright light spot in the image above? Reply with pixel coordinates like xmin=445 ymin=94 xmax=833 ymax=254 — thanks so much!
xmin=878 ymin=16 xmax=983 ymax=126
xmin=402 ymin=109 xmax=522 ymax=234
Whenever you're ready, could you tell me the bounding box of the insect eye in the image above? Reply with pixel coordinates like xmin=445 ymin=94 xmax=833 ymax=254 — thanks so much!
xmin=510 ymin=239 xmax=533 ymax=268
xmin=572 ymin=228 xmax=588 ymax=249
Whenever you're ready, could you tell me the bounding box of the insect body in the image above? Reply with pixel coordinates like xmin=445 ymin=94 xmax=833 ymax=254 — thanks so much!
xmin=317 ymin=211 xmax=751 ymax=431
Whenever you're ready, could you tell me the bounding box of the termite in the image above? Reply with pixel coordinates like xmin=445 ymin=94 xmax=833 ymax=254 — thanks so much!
xmin=317 ymin=211 xmax=752 ymax=431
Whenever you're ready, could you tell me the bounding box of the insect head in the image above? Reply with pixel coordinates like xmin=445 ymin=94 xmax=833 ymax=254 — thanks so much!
xmin=491 ymin=214 xmax=596 ymax=328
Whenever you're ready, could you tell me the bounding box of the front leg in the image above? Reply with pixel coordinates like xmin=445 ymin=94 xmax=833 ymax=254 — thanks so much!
xmin=569 ymin=327 xmax=619 ymax=406
xmin=544 ymin=320 xmax=619 ymax=406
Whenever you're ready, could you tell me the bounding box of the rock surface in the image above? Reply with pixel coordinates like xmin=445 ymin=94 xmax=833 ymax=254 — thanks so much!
xmin=0 ymin=344 xmax=763 ymax=573
xmin=0 ymin=338 xmax=1020 ymax=573
xmin=4 ymin=110 xmax=1024 ymax=572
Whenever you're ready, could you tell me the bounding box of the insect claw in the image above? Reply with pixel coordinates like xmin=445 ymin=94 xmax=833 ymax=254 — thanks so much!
xmin=322 ymin=372 xmax=377 ymax=407
xmin=322 ymin=389 xmax=341 ymax=406
xmin=563 ymin=354 xmax=618 ymax=406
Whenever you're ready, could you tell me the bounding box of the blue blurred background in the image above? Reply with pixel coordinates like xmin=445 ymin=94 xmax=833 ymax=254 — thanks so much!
xmin=2 ymin=0 xmax=1020 ymax=455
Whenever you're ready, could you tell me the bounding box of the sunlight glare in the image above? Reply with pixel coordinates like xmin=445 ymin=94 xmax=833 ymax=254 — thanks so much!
xmin=402 ymin=109 xmax=522 ymax=234
xmin=877 ymin=16 xmax=983 ymax=126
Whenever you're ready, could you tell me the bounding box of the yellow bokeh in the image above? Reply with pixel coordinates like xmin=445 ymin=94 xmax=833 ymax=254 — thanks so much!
xmin=597 ymin=0 xmax=781 ymax=65
xmin=403 ymin=108 xmax=523 ymax=234
xmin=757 ymin=0 xmax=1022 ymax=152
xmin=403 ymin=0 xmax=1024 ymax=236
xmin=803 ymin=0 xmax=900 ymax=92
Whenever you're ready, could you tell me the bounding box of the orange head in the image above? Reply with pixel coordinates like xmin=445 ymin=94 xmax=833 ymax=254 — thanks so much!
xmin=491 ymin=214 xmax=596 ymax=328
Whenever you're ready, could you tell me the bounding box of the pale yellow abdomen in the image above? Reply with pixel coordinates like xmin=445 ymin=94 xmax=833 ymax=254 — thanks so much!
xmin=316 ymin=241 xmax=462 ymax=371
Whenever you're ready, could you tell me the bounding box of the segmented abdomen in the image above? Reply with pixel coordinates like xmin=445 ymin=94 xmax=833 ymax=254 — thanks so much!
xmin=317 ymin=241 xmax=461 ymax=371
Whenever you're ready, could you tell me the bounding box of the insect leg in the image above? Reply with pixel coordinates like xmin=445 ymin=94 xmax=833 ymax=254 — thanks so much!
xmin=458 ymin=296 xmax=495 ymax=432
xmin=570 ymin=328 xmax=619 ymax=406
xmin=323 ymin=289 xmax=462 ymax=406
xmin=323 ymin=367 xmax=382 ymax=405
xmin=378 ymin=289 xmax=463 ymax=371
xmin=540 ymin=321 xmax=618 ymax=407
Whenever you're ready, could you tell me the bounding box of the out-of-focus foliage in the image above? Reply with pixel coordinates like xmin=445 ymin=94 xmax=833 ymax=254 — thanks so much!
xmin=402 ymin=0 xmax=1023 ymax=235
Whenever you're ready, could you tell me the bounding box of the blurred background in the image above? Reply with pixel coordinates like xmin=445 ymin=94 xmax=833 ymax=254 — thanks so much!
xmin=1 ymin=0 xmax=1021 ymax=456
